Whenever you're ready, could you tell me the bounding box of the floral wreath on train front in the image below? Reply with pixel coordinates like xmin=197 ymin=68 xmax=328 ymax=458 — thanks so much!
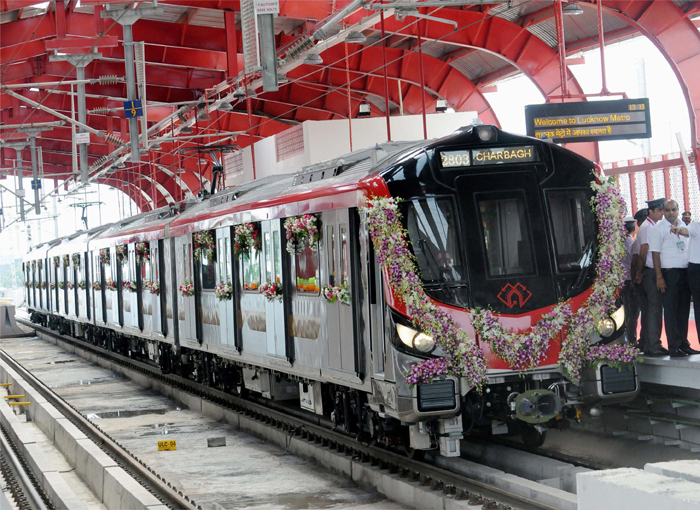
xmin=233 ymin=223 xmax=261 ymax=257
xmin=360 ymin=171 xmax=640 ymax=390
xmin=284 ymin=214 xmax=321 ymax=254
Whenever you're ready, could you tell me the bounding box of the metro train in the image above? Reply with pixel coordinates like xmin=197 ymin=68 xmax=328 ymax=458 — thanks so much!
xmin=23 ymin=123 xmax=638 ymax=456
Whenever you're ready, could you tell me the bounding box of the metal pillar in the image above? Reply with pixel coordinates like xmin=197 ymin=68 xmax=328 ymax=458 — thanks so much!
xmin=101 ymin=5 xmax=163 ymax=163
xmin=29 ymin=136 xmax=40 ymax=215
xmin=379 ymin=9 xmax=392 ymax=141
xmin=258 ymin=14 xmax=278 ymax=92
xmin=4 ymin=142 xmax=28 ymax=221
xmin=553 ymin=0 xmax=568 ymax=99
xmin=48 ymin=52 xmax=101 ymax=181
xmin=416 ymin=19 xmax=428 ymax=140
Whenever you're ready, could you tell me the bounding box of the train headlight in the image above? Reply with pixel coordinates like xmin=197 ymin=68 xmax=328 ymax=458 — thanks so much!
xmin=476 ymin=125 xmax=497 ymax=142
xmin=413 ymin=333 xmax=436 ymax=353
xmin=597 ymin=318 xmax=616 ymax=338
xmin=611 ymin=306 xmax=625 ymax=330
xmin=396 ymin=324 xmax=436 ymax=353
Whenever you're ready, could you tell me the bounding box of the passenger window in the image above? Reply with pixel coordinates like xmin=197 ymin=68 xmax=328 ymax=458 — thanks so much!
xmin=477 ymin=193 xmax=535 ymax=277
xmin=327 ymin=225 xmax=335 ymax=286
xmin=218 ymin=238 xmax=229 ymax=282
xmin=340 ymin=225 xmax=349 ymax=286
xmin=243 ymin=248 xmax=261 ymax=291
xmin=296 ymin=242 xmax=319 ymax=294
xmin=142 ymin=255 xmax=151 ymax=282
xmin=199 ymin=250 xmax=216 ymax=290
xmin=273 ymin=231 xmax=282 ymax=283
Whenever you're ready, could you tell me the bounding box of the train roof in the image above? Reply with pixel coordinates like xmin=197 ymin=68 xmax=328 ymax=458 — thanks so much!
xmin=47 ymin=223 xmax=115 ymax=257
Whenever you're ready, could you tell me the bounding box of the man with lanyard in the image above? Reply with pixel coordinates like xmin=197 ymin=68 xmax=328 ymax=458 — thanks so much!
xmin=634 ymin=198 xmax=667 ymax=356
xmin=669 ymin=215 xmax=700 ymax=349
xmin=649 ymin=200 xmax=698 ymax=357
xmin=621 ymin=216 xmax=639 ymax=345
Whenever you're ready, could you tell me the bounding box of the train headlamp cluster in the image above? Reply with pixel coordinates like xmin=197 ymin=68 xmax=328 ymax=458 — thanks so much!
xmin=476 ymin=125 xmax=497 ymax=143
xmin=596 ymin=306 xmax=625 ymax=338
xmin=396 ymin=324 xmax=436 ymax=353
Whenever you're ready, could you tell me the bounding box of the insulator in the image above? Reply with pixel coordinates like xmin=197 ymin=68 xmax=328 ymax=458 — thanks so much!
xmin=98 ymin=75 xmax=123 ymax=85
xmin=89 ymin=156 xmax=109 ymax=171
xmin=88 ymin=106 xmax=115 ymax=115
xmin=103 ymin=133 xmax=127 ymax=147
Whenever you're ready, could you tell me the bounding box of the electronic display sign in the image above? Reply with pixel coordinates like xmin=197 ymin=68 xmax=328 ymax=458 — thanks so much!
xmin=525 ymin=99 xmax=651 ymax=143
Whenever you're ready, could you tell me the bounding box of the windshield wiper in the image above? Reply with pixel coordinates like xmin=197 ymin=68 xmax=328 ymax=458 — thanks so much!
xmin=416 ymin=239 xmax=469 ymax=306
xmin=570 ymin=240 xmax=594 ymax=293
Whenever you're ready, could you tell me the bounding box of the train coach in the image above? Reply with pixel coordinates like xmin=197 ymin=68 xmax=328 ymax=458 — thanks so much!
xmin=24 ymin=123 xmax=639 ymax=456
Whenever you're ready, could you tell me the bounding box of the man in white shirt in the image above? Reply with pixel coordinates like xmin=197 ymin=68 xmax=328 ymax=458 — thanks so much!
xmin=650 ymin=200 xmax=697 ymax=357
xmin=671 ymin=218 xmax=700 ymax=345
xmin=634 ymin=198 xmax=667 ymax=355
xmin=621 ymin=217 xmax=639 ymax=345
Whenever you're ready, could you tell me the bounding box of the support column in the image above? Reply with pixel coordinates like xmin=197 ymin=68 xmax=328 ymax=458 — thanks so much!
xmin=48 ymin=52 xmax=101 ymax=182
xmin=4 ymin=142 xmax=28 ymax=222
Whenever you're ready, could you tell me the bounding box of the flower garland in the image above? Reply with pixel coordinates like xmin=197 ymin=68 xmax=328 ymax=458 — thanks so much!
xmin=116 ymin=245 xmax=127 ymax=263
xmin=62 ymin=255 xmax=70 ymax=268
xmin=37 ymin=260 xmax=43 ymax=270
xmin=93 ymin=281 xmax=101 ymax=291
xmin=193 ymin=230 xmax=216 ymax=263
xmin=99 ymin=248 xmax=111 ymax=265
xmin=361 ymin=175 xmax=640 ymax=387
xmin=147 ymin=280 xmax=160 ymax=295
xmin=67 ymin=282 xmax=75 ymax=290
xmin=58 ymin=281 xmax=65 ymax=290
xmin=23 ymin=281 xmax=29 ymax=288
xmin=214 ymin=281 xmax=233 ymax=301
xmin=40 ymin=282 xmax=46 ymax=289
xmin=33 ymin=282 xmax=39 ymax=288
xmin=78 ymin=280 xmax=86 ymax=290
xmin=123 ymin=280 xmax=137 ymax=293
xmin=585 ymin=343 xmax=639 ymax=372
xmin=53 ymin=256 xmax=60 ymax=267
xmin=322 ymin=284 xmax=350 ymax=306
xmin=106 ymin=279 xmax=117 ymax=292
xmin=284 ymin=214 xmax=321 ymax=254
xmin=50 ymin=283 xmax=56 ymax=290
xmin=233 ymin=223 xmax=261 ymax=257
xmin=362 ymin=196 xmax=488 ymax=389
xmin=179 ymin=279 xmax=194 ymax=297
xmin=72 ymin=253 xmax=81 ymax=268
xmin=136 ymin=242 xmax=150 ymax=265
xmin=259 ymin=281 xmax=283 ymax=302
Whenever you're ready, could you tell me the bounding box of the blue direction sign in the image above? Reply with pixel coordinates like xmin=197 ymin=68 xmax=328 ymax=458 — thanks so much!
xmin=30 ymin=179 xmax=41 ymax=190
xmin=123 ymin=100 xmax=143 ymax=118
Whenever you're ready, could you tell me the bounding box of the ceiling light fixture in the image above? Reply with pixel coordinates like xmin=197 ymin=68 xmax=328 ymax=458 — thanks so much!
xmin=218 ymin=101 xmax=233 ymax=111
xmin=233 ymin=86 xmax=246 ymax=100
xmin=345 ymin=31 xmax=366 ymax=44
xmin=358 ymin=103 xmax=371 ymax=117
xmin=562 ymin=3 xmax=584 ymax=15
xmin=303 ymin=53 xmax=323 ymax=65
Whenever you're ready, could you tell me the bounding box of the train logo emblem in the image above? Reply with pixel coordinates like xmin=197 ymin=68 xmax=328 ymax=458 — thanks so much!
xmin=497 ymin=283 xmax=532 ymax=308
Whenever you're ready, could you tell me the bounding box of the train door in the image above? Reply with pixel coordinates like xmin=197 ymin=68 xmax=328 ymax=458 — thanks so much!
xmin=322 ymin=210 xmax=359 ymax=378
xmin=262 ymin=220 xmax=287 ymax=359
xmin=78 ymin=253 xmax=88 ymax=319
xmin=456 ymin=171 xmax=557 ymax=313
xmin=95 ymin=252 xmax=106 ymax=324
xmin=150 ymin=242 xmax=163 ymax=336
xmin=176 ymin=235 xmax=197 ymax=343
xmin=216 ymin=227 xmax=235 ymax=348
xmin=139 ymin=244 xmax=153 ymax=334
xmin=38 ymin=262 xmax=44 ymax=310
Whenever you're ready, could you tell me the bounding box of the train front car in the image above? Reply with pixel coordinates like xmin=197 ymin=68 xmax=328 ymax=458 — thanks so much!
xmin=372 ymin=124 xmax=638 ymax=451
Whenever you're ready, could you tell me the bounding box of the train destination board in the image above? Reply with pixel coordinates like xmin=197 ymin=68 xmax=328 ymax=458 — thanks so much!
xmin=525 ymin=98 xmax=651 ymax=143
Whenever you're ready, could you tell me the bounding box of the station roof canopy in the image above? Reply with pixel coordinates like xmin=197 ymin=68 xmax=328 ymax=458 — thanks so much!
xmin=2 ymin=0 xmax=700 ymax=211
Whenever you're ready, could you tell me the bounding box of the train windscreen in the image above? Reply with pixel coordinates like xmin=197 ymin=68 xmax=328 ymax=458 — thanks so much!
xmin=546 ymin=190 xmax=595 ymax=273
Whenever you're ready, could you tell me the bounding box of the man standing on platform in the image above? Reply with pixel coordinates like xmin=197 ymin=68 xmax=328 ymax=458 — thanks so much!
xmin=682 ymin=211 xmax=692 ymax=226
xmin=622 ymin=217 xmax=639 ymax=345
xmin=670 ymin=218 xmax=700 ymax=346
xmin=629 ymin=209 xmax=649 ymax=348
xmin=650 ymin=200 xmax=698 ymax=357
xmin=634 ymin=198 xmax=667 ymax=356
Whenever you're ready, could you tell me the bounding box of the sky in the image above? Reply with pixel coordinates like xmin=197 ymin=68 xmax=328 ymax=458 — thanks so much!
xmin=0 ymin=34 xmax=693 ymax=264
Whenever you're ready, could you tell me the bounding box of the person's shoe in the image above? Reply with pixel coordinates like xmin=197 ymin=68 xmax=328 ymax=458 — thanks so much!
xmin=645 ymin=347 xmax=669 ymax=356
xmin=680 ymin=347 xmax=700 ymax=355
xmin=670 ymin=349 xmax=690 ymax=358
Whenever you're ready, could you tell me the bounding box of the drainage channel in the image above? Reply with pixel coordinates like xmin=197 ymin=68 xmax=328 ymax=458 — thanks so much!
xmin=17 ymin=319 xmax=571 ymax=510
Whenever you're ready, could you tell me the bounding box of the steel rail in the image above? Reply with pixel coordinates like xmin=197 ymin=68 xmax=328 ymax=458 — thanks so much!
xmin=0 ymin=424 xmax=50 ymax=510
xmin=0 ymin=329 xmax=197 ymax=510
xmin=18 ymin=319 xmax=561 ymax=510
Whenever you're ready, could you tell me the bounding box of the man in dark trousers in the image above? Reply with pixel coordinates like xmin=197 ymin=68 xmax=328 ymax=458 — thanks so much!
xmin=622 ymin=217 xmax=639 ymax=345
xmin=671 ymin=217 xmax=700 ymax=344
xmin=634 ymin=198 xmax=667 ymax=356
xmin=650 ymin=200 xmax=699 ymax=357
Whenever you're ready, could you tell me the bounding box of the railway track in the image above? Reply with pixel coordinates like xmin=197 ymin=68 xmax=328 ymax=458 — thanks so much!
xmin=15 ymin=319 xmax=569 ymax=510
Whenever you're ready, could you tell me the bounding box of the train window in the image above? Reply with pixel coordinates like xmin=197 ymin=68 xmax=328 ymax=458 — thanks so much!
xmin=243 ymin=249 xmax=261 ymax=291
xmin=142 ymin=255 xmax=152 ymax=282
xmin=477 ymin=194 xmax=535 ymax=277
xmin=546 ymin=190 xmax=595 ymax=272
xmin=327 ymin=225 xmax=336 ymax=286
xmin=264 ymin=232 xmax=272 ymax=280
xmin=273 ymin=231 xmax=282 ymax=282
xmin=404 ymin=197 xmax=466 ymax=285
xmin=340 ymin=225 xmax=349 ymax=286
xmin=199 ymin=250 xmax=217 ymax=290
xmin=296 ymin=243 xmax=319 ymax=294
